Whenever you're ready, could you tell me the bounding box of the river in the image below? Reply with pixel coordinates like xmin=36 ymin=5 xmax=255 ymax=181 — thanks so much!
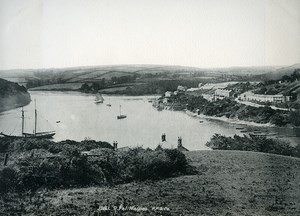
xmin=0 ymin=91 xmax=300 ymax=150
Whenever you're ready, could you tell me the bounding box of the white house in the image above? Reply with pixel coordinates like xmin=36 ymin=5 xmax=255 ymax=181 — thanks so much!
xmin=202 ymin=93 xmax=214 ymax=101
xmin=165 ymin=91 xmax=173 ymax=98
xmin=214 ymin=89 xmax=234 ymax=100
xmin=177 ymin=85 xmax=187 ymax=92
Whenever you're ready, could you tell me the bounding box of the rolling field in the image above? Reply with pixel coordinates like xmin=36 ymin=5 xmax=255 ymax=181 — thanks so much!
xmin=2 ymin=150 xmax=299 ymax=215
xmin=29 ymin=83 xmax=85 ymax=91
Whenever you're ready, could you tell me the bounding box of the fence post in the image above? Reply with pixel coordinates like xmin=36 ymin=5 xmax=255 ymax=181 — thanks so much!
xmin=3 ymin=153 xmax=8 ymax=166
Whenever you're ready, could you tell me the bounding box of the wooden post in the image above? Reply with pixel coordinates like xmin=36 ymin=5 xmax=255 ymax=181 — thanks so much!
xmin=3 ymin=153 xmax=8 ymax=166
xmin=21 ymin=107 xmax=24 ymax=136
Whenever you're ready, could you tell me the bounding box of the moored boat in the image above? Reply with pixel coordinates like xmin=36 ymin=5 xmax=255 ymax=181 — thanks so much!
xmin=95 ymin=92 xmax=104 ymax=104
xmin=0 ymin=101 xmax=55 ymax=139
xmin=117 ymin=105 xmax=127 ymax=120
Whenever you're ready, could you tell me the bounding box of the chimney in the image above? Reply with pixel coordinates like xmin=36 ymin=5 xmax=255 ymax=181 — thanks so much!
xmin=161 ymin=133 xmax=166 ymax=142
xmin=178 ymin=137 xmax=182 ymax=148
xmin=113 ymin=141 xmax=118 ymax=151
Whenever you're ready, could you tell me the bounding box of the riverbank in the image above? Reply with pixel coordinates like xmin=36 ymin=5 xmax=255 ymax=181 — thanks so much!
xmin=186 ymin=110 xmax=273 ymax=127
xmin=1 ymin=150 xmax=299 ymax=215
xmin=156 ymin=93 xmax=300 ymax=127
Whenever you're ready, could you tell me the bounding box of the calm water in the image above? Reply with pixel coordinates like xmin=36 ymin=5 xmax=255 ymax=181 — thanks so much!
xmin=1 ymin=91 xmax=300 ymax=150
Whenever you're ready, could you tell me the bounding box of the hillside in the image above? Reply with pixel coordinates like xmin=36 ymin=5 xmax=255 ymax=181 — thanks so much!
xmin=259 ymin=64 xmax=300 ymax=80
xmin=0 ymin=78 xmax=31 ymax=112
xmin=1 ymin=150 xmax=299 ymax=215
xmin=0 ymin=64 xmax=290 ymax=89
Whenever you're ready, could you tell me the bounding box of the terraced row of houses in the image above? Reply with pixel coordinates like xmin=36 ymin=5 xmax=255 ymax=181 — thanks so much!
xmin=238 ymin=92 xmax=291 ymax=103
xmin=162 ymin=82 xmax=292 ymax=105
xmin=187 ymin=82 xmax=292 ymax=104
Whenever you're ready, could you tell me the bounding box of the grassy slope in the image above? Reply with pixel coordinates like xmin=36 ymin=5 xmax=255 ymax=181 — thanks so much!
xmin=4 ymin=150 xmax=299 ymax=216
xmin=29 ymin=82 xmax=85 ymax=91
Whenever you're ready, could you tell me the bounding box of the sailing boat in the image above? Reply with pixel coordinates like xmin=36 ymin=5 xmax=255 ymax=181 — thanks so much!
xmin=106 ymin=97 xmax=111 ymax=107
xmin=1 ymin=101 xmax=55 ymax=139
xmin=117 ymin=105 xmax=127 ymax=120
xmin=95 ymin=92 xmax=104 ymax=104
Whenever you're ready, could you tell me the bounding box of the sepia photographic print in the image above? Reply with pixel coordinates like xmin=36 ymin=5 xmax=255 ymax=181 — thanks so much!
xmin=0 ymin=0 xmax=300 ymax=215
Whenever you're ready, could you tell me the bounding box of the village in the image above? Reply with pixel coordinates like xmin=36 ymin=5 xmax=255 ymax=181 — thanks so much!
xmin=158 ymin=81 xmax=294 ymax=110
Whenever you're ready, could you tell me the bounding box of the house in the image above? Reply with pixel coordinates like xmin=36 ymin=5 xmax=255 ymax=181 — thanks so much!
xmin=165 ymin=91 xmax=173 ymax=98
xmin=199 ymin=82 xmax=238 ymax=90
xmin=177 ymin=85 xmax=187 ymax=92
xmin=117 ymin=146 xmax=131 ymax=152
xmin=214 ymin=89 xmax=234 ymax=100
xmin=177 ymin=137 xmax=189 ymax=151
xmin=198 ymin=83 xmax=204 ymax=88
xmin=163 ymin=97 xmax=171 ymax=104
xmin=202 ymin=93 xmax=214 ymax=101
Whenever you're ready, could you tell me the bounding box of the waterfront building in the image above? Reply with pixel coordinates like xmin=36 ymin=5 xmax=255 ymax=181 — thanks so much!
xmin=202 ymin=93 xmax=214 ymax=101
xmin=165 ymin=91 xmax=173 ymax=98
xmin=198 ymin=83 xmax=204 ymax=88
xmin=214 ymin=89 xmax=234 ymax=100
xmin=198 ymin=82 xmax=238 ymax=90
xmin=163 ymin=97 xmax=171 ymax=104
xmin=177 ymin=85 xmax=187 ymax=92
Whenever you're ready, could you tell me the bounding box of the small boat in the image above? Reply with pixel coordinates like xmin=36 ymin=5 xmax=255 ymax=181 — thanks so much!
xmin=240 ymin=130 xmax=248 ymax=133
xmin=199 ymin=121 xmax=204 ymax=123
xmin=267 ymin=133 xmax=278 ymax=136
xmin=1 ymin=101 xmax=55 ymax=139
xmin=106 ymin=97 xmax=112 ymax=107
xmin=56 ymin=121 xmax=61 ymax=123
xmin=117 ymin=105 xmax=127 ymax=120
xmin=95 ymin=92 xmax=104 ymax=104
xmin=249 ymin=133 xmax=267 ymax=137
xmin=236 ymin=127 xmax=244 ymax=130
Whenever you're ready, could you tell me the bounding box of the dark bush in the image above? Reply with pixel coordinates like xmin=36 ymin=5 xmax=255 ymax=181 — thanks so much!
xmin=206 ymin=134 xmax=298 ymax=157
xmin=1 ymin=141 xmax=193 ymax=193
xmin=0 ymin=167 xmax=17 ymax=193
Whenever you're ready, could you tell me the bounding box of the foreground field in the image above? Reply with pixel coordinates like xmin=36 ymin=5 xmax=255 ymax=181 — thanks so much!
xmin=1 ymin=150 xmax=299 ymax=215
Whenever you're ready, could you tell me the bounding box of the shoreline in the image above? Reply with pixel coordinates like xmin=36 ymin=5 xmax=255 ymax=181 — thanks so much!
xmin=185 ymin=110 xmax=275 ymax=128
xmin=0 ymin=95 xmax=31 ymax=113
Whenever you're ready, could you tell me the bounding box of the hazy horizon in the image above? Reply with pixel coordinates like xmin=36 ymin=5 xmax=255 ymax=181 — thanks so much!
xmin=1 ymin=0 xmax=300 ymax=70
xmin=1 ymin=63 xmax=299 ymax=72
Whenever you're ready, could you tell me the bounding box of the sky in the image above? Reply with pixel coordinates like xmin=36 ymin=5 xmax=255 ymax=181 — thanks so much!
xmin=0 ymin=0 xmax=299 ymax=70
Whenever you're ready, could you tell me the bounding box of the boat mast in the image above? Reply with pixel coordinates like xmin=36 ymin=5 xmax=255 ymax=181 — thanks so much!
xmin=21 ymin=107 xmax=24 ymax=136
xmin=34 ymin=99 xmax=37 ymax=136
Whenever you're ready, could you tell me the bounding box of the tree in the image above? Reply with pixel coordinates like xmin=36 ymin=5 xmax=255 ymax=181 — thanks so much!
xmin=289 ymin=110 xmax=300 ymax=127
xmin=79 ymin=83 xmax=91 ymax=93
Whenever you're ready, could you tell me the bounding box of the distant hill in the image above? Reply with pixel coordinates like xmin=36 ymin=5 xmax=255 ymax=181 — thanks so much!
xmin=260 ymin=63 xmax=300 ymax=80
xmin=0 ymin=64 xmax=299 ymax=92
xmin=0 ymin=78 xmax=31 ymax=112
xmin=0 ymin=64 xmax=292 ymax=84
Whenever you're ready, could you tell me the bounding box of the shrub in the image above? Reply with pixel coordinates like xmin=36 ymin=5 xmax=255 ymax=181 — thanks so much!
xmin=0 ymin=167 xmax=17 ymax=193
xmin=206 ymin=133 xmax=299 ymax=158
xmin=2 ymin=143 xmax=193 ymax=193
